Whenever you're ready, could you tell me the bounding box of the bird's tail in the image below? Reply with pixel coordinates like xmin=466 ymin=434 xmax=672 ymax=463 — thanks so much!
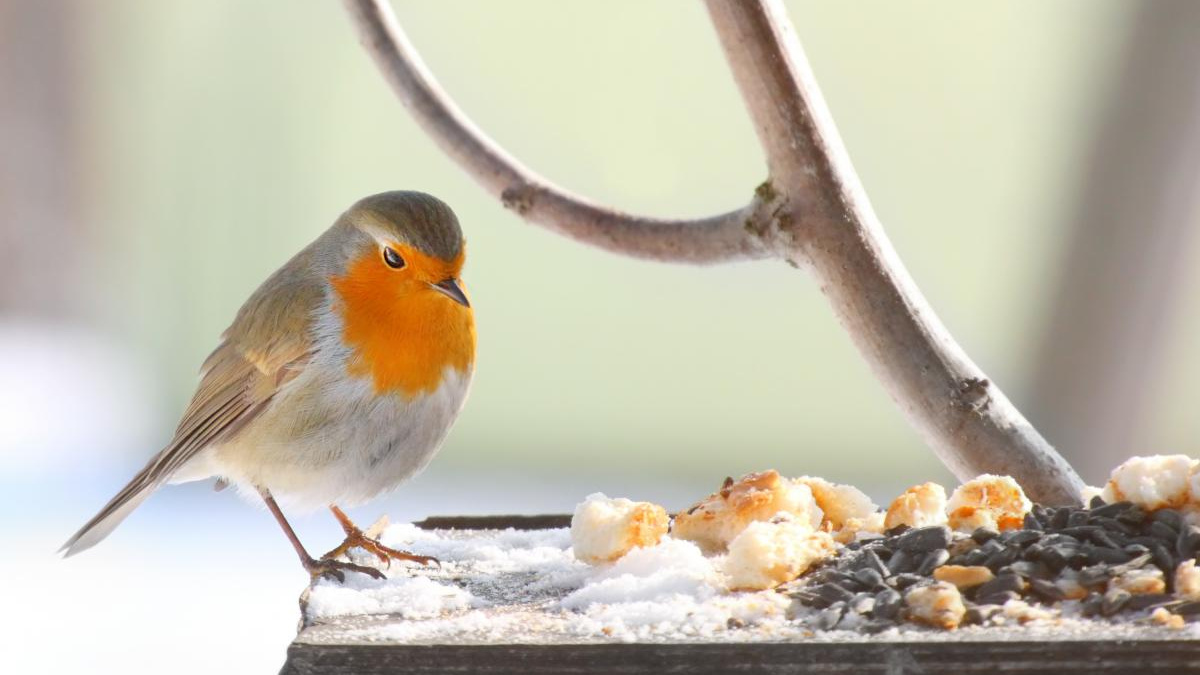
xmin=60 ymin=458 xmax=167 ymax=557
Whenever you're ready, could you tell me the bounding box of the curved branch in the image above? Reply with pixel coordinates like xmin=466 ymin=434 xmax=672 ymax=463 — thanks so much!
xmin=705 ymin=0 xmax=1084 ymax=504
xmin=341 ymin=0 xmax=772 ymax=264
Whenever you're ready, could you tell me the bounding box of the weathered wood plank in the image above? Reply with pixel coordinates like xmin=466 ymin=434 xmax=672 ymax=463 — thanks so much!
xmin=282 ymin=639 xmax=1200 ymax=675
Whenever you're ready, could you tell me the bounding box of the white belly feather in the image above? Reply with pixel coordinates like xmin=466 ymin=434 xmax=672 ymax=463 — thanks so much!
xmin=171 ymin=307 xmax=473 ymax=510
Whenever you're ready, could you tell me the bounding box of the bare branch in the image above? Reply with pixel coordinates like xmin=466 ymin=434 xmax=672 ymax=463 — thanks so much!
xmin=704 ymin=0 xmax=1084 ymax=504
xmin=340 ymin=0 xmax=773 ymax=264
xmin=342 ymin=0 xmax=1086 ymax=504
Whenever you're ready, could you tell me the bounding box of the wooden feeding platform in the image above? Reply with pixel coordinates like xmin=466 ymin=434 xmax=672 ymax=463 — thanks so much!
xmin=281 ymin=515 xmax=1200 ymax=675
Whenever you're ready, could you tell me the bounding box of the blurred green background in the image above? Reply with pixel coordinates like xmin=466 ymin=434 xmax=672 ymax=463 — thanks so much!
xmin=64 ymin=0 xmax=1195 ymax=487
xmin=3 ymin=2 xmax=1200 ymax=673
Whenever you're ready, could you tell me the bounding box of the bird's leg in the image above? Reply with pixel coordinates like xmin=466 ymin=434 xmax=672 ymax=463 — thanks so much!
xmin=258 ymin=488 xmax=385 ymax=582
xmin=321 ymin=504 xmax=439 ymax=567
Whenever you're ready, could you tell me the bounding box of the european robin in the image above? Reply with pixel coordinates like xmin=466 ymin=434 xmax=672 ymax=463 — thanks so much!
xmin=61 ymin=191 xmax=476 ymax=580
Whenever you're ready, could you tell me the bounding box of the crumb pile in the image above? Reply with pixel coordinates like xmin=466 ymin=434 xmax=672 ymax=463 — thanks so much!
xmin=300 ymin=454 xmax=1200 ymax=642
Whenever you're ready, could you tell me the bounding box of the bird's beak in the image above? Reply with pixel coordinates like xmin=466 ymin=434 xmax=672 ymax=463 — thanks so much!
xmin=429 ymin=278 xmax=470 ymax=308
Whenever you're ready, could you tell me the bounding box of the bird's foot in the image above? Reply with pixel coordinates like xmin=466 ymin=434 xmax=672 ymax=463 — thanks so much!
xmin=321 ymin=531 xmax=439 ymax=568
xmin=321 ymin=510 xmax=439 ymax=569
xmin=303 ymin=555 xmax=386 ymax=583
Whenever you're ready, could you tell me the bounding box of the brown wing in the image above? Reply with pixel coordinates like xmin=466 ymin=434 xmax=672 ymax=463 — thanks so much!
xmin=61 ymin=249 xmax=324 ymax=556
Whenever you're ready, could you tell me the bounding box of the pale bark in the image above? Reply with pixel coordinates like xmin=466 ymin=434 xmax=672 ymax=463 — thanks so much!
xmin=342 ymin=0 xmax=1086 ymax=504
xmin=341 ymin=0 xmax=773 ymax=265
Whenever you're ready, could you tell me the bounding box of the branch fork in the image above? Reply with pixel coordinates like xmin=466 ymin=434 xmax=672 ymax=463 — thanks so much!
xmin=341 ymin=0 xmax=1085 ymax=504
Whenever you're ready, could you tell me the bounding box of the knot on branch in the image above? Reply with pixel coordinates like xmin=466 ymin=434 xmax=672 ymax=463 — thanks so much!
xmin=744 ymin=179 xmax=797 ymax=258
xmin=500 ymin=185 xmax=536 ymax=216
xmin=953 ymin=377 xmax=993 ymax=415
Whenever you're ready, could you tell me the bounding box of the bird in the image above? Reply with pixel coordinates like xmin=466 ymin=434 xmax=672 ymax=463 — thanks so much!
xmin=61 ymin=190 xmax=476 ymax=580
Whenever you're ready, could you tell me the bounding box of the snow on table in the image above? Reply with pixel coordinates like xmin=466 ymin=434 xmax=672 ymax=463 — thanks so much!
xmin=295 ymin=521 xmax=1200 ymax=648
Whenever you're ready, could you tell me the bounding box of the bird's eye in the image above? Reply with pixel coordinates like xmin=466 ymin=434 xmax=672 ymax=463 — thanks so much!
xmin=382 ymin=247 xmax=405 ymax=269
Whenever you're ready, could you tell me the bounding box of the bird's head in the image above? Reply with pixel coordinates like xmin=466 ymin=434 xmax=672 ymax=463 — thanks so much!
xmin=324 ymin=191 xmax=475 ymax=397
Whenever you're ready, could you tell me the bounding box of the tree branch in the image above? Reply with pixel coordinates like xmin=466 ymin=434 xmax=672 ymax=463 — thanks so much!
xmin=704 ymin=0 xmax=1083 ymax=504
xmin=340 ymin=0 xmax=773 ymax=264
xmin=342 ymin=0 xmax=1086 ymax=504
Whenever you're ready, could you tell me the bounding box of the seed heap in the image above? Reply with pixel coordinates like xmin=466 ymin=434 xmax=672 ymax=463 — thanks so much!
xmin=786 ymin=497 xmax=1200 ymax=631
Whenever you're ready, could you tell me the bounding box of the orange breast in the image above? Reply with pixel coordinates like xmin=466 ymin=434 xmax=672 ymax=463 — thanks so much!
xmin=331 ymin=250 xmax=475 ymax=399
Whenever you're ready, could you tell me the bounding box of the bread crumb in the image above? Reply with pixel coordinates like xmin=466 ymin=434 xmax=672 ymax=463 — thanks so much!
xmin=946 ymin=475 xmax=1031 ymax=532
xmin=932 ymin=565 xmax=994 ymax=590
xmin=673 ymin=470 xmax=823 ymax=553
xmin=1109 ymin=567 xmax=1166 ymax=595
xmin=904 ymin=581 xmax=965 ymax=629
xmin=570 ymin=493 xmax=669 ymax=564
xmin=1102 ymin=454 xmax=1196 ymax=510
xmin=795 ymin=476 xmax=878 ymax=532
xmin=1176 ymin=559 xmax=1200 ymax=601
xmin=1151 ymin=607 xmax=1185 ymax=629
xmin=884 ymin=482 xmax=948 ymax=530
xmin=724 ymin=514 xmax=836 ymax=591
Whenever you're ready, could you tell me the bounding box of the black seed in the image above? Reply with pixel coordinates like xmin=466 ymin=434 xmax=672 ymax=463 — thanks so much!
xmin=1066 ymin=510 xmax=1091 ymax=528
xmin=1090 ymin=530 xmax=1123 ymax=550
xmin=1147 ymin=522 xmax=1179 ymax=543
xmin=1029 ymin=578 xmax=1065 ymax=601
xmin=1004 ymin=560 xmax=1052 ymax=580
xmin=883 ymin=524 xmax=911 ymax=537
xmin=1101 ymin=588 xmax=1131 ymax=616
xmin=1177 ymin=526 xmax=1200 ymax=559
xmin=1081 ymin=591 xmax=1104 ymax=617
xmin=816 ymin=604 xmax=845 ymax=630
xmin=850 ymin=592 xmax=876 ymax=615
xmin=1115 ymin=505 xmax=1147 ymax=526
xmin=1049 ymin=508 xmax=1070 ymax=530
xmin=1082 ymin=545 xmax=1132 ymax=565
xmin=1152 ymin=509 xmax=1184 ymax=531
xmin=1023 ymin=513 xmax=1043 ymax=531
xmin=1127 ymin=593 xmax=1173 ymax=611
xmin=887 ymin=549 xmax=914 ymax=575
xmin=853 ymin=568 xmax=885 ymax=590
xmin=896 ymin=526 xmax=951 ymax=552
xmin=975 ymin=590 xmax=1020 ymax=606
xmin=1176 ymin=601 xmax=1200 ymax=616
xmin=984 ymin=546 xmax=1020 ymax=571
xmin=1096 ymin=517 xmax=1138 ymax=536
xmin=1123 ymin=543 xmax=1151 ymax=556
xmin=963 ymin=605 xmax=1000 ymax=625
xmin=1089 ymin=495 xmax=1106 ymax=509
xmin=975 ymin=573 xmax=1025 ymax=597
xmin=1060 ymin=525 xmax=1102 ymax=540
xmin=891 ymin=573 xmax=924 ymax=590
xmin=1090 ymin=501 xmax=1134 ymax=519
xmin=859 ymin=620 xmax=895 ymax=634
xmin=956 ymin=549 xmax=988 ymax=567
xmin=853 ymin=550 xmax=891 ymax=579
xmin=874 ymin=588 xmax=902 ymax=620
xmin=1079 ymin=565 xmax=1113 ymax=587
xmin=1033 ymin=504 xmax=1053 ymax=527
xmin=827 ymin=571 xmax=867 ymax=592
xmin=1040 ymin=533 xmax=1081 ymax=548
xmin=1151 ymin=545 xmax=1176 ymax=576
xmin=979 ymin=539 xmax=1006 ymax=556
xmin=917 ymin=549 xmax=950 ymax=576
xmin=1039 ymin=546 xmax=1072 ymax=573
xmin=1004 ymin=530 xmax=1042 ymax=547
xmin=1109 ymin=553 xmax=1155 ymax=577
xmin=813 ymin=583 xmax=855 ymax=605
xmin=972 ymin=527 xmax=1000 ymax=544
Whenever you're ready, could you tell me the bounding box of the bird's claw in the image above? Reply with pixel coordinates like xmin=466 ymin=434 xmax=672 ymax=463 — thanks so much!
xmin=304 ymin=556 xmax=386 ymax=582
xmin=322 ymin=533 xmax=439 ymax=569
